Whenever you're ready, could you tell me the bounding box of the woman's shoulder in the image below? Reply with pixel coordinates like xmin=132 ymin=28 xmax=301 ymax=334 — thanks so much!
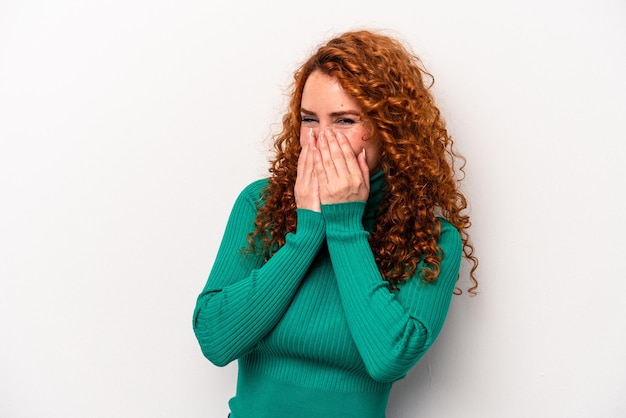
xmin=436 ymin=216 xmax=454 ymax=230
xmin=436 ymin=217 xmax=462 ymax=248
xmin=238 ymin=177 xmax=270 ymax=205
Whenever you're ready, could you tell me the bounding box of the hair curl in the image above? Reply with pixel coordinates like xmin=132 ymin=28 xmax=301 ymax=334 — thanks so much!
xmin=248 ymin=29 xmax=478 ymax=295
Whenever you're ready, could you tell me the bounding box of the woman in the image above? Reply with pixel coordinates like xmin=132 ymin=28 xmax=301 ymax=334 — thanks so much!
xmin=193 ymin=29 xmax=478 ymax=418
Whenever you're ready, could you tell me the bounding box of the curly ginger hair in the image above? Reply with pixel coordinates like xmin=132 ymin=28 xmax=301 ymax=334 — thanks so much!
xmin=248 ymin=29 xmax=479 ymax=294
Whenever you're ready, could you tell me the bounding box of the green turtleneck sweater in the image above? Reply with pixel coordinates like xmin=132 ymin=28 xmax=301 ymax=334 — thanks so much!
xmin=193 ymin=171 xmax=462 ymax=418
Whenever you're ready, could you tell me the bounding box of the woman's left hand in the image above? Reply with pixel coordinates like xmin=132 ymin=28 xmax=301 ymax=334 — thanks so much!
xmin=313 ymin=128 xmax=370 ymax=204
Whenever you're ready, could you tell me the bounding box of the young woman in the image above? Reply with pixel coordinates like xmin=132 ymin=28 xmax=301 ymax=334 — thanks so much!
xmin=193 ymin=29 xmax=478 ymax=418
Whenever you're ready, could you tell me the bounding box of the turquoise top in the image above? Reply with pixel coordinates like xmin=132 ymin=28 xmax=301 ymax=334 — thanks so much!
xmin=193 ymin=171 xmax=462 ymax=418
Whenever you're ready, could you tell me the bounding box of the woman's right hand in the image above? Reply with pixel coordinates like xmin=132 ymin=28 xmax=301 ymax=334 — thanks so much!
xmin=295 ymin=129 xmax=321 ymax=212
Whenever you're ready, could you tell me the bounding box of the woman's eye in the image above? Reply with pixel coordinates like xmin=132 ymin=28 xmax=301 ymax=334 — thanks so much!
xmin=336 ymin=118 xmax=356 ymax=125
xmin=301 ymin=116 xmax=317 ymax=123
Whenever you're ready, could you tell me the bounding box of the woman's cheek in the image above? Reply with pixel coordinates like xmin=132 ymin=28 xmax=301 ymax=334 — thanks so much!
xmin=299 ymin=127 xmax=308 ymax=146
xmin=346 ymin=133 xmax=364 ymax=156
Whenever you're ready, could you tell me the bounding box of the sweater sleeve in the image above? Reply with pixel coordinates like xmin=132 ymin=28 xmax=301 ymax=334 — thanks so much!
xmin=193 ymin=181 xmax=326 ymax=367
xmin=321 ymin=201 xmax=462 ymax=382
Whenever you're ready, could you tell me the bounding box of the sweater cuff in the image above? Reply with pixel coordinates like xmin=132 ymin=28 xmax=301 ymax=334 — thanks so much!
xmin=295 ymin=208 xmax=326 ymax=238
xmin=321 ymin=201 xmax=366 ymax=234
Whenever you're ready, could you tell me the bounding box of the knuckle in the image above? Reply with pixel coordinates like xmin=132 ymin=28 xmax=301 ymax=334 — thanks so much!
xmin=331 ymin=150 xmax=344 ymax=160
xmin=344 ymin=151 xmax=356 ymax=162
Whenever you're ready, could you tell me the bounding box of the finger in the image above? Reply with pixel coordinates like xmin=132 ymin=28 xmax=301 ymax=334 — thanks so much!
xmin=297 ymin=138 xmax=309 ymax=174
xmin=312 ymin=140 xmax=327 ymax=182
xmin=316 ymin=129 xmax=338 ymax=178
xmin=296 ymin=131 xmax=322 ymax=211
xmin=358 ymin=147 xmax=370 ymax=190
xmin=298 ymin=130 xmax=317 ymax=174
xmin=331 ymin=130 xmax=360 ymax=175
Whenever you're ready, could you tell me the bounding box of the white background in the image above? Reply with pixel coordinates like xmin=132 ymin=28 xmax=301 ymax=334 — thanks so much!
xmin=1 ymin=1 xmax=625 ymax=417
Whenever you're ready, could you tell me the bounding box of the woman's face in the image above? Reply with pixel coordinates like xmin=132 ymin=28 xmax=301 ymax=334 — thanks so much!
xmin=300 ymin=70 xmax=381 ymax=172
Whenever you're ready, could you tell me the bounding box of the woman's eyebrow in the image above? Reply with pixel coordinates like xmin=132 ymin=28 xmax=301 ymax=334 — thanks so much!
xmin=300 ymin=107 xmax=361 ymax=117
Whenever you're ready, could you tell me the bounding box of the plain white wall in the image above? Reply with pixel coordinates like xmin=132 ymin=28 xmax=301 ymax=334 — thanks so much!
xmin=1 ymin=0 xmax=625 ymax=417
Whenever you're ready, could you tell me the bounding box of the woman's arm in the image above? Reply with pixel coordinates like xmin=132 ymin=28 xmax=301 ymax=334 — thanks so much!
xmin=323 ymin=202 xmax=462 ymax=382
xmin=192 ymin=180 xmax=326 ymax=366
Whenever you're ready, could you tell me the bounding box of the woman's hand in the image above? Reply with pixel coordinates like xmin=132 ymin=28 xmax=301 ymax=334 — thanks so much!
xmin=313 ymin=128 xmax=370 ymax=204
xmin=295 ymin=129 xmax=321 ymax=212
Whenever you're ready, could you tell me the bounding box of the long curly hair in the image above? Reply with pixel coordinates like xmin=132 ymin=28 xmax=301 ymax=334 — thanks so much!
xmin=248 ymin=29 xmax=478 ymax=294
